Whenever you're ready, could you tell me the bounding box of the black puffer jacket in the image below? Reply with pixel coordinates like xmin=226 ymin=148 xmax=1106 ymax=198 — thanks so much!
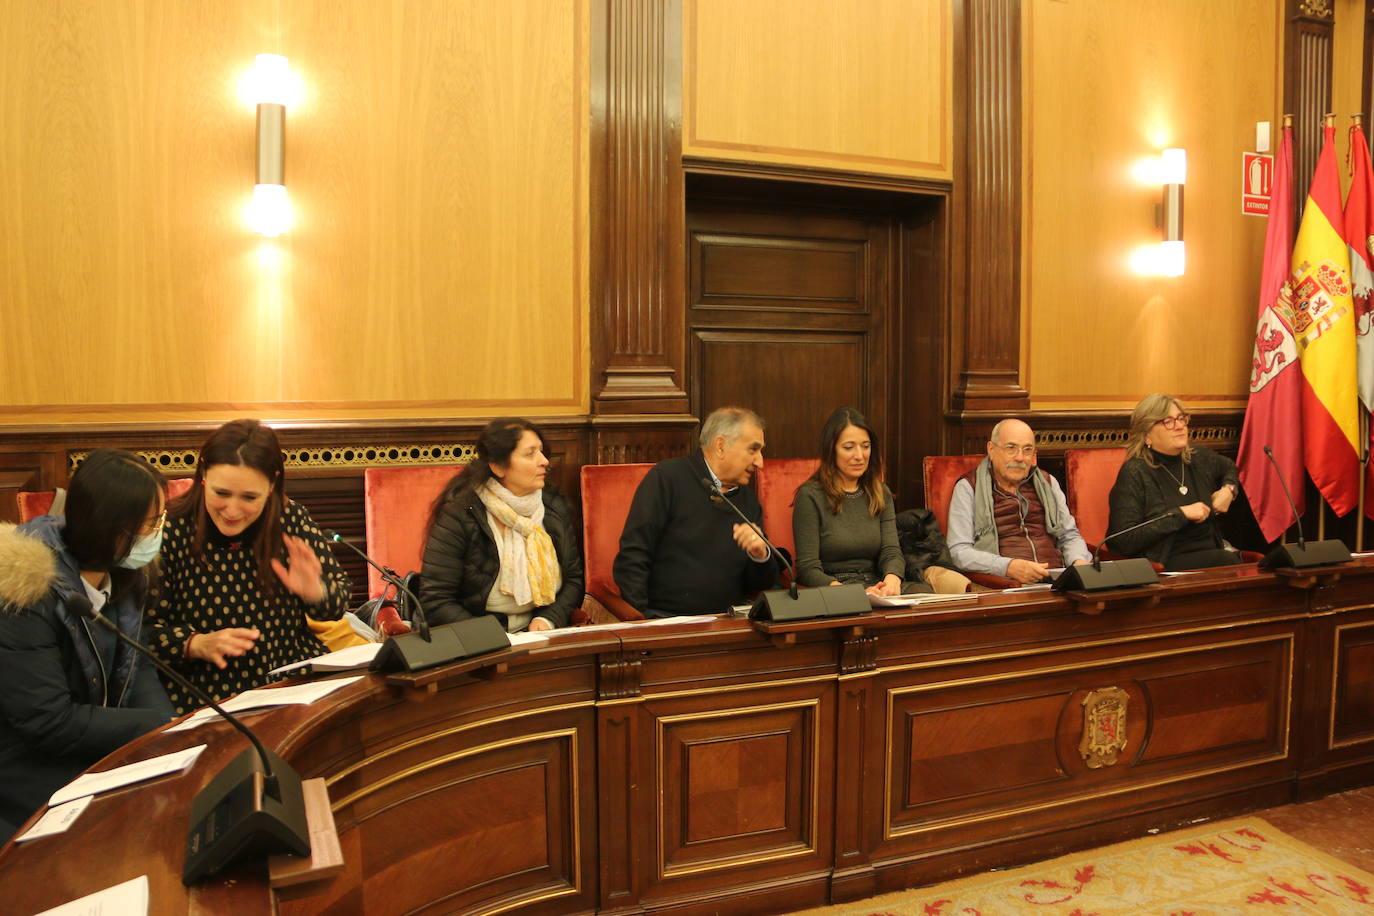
xmin=419 ymin=486 xmax=584 ymax=628
xmin=0 ymin=519 xmax=173 ymax=839
xmin=895 ymin=508 xmax=957 ymax=581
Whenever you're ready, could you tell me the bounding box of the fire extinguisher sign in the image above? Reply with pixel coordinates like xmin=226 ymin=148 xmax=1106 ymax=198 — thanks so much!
xmin=1242 ymin=152 xmax=1273 ymax=216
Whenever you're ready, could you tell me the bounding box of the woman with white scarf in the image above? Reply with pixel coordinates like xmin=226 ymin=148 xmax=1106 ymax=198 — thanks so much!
xmin=419 ymin=418 xmax=584 ymax=632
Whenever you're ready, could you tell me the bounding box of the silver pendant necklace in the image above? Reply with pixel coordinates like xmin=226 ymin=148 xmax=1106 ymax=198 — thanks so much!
xmin=1160 ymin=459 xmax=1188 ymax=495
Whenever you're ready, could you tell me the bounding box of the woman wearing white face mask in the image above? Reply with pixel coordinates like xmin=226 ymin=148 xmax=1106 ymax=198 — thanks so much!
xmin=0 ymin=449 xmax=174 ymax=841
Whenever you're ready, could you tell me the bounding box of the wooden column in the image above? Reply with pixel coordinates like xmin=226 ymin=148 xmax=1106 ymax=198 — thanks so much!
xmin=1285 ymin=0 xmax=1335 ymax=213
xmin=590 ymin=0 xmax=696 ymax=463
xmin=950 ymin=0 xmax=1028 ymax=424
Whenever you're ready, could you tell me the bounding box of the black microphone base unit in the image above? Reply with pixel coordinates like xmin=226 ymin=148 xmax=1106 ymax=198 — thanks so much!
xmin=1259 ymin=539 xmax=1353 ymax=570
xmin=1052 ymin=558 xmax=1160 ymax=593
xmin=183 ymin=748 xmax=309 ymax=885
xmin=750 ymin=583 xmax=871 ymax=622
xmin=369 ymin=615 xmax=511 ymax=673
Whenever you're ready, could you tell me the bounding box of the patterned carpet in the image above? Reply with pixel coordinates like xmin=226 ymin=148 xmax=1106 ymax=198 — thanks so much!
xmin=788 ymin=818 xmax=1374 ymax=915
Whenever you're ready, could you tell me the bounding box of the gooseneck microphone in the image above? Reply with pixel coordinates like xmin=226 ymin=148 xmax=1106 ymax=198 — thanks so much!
xmin=69 ymin=597 xmax=309 ymax=884
xmin=698 ymin=475 xmax=871 ymax=621
xmin=1258 ymin=444 xmax=1351 ymax=569
xmin=324 ymin=530 xmax=431 ymax=642
xmin=322 ymin=531 xmax=510 ymax=673
xmin=1090 ymin=511 xmax=1178 ymax=568
xmin=1263 ymin=445 xmax=1306 ymax=548
xmin=698 ymin=476 xmax=797 ymax=599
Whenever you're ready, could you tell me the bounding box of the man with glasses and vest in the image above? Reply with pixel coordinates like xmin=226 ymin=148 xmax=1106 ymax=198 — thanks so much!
xmin=945 ymin=418 xmax=1091 ymax=584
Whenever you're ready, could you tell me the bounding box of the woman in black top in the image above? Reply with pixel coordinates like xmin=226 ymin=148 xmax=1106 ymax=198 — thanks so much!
xmin=1107 ymin=394 xmax=1242 ymax=571
xmin=420 ymin=418 xmax=583 ymax=631
xmin=147 ymin=420 xmax=351 ymax=712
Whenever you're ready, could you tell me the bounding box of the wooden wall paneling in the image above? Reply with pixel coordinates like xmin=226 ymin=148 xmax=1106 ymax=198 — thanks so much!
xmin=1365 ymin=2 xmax=1374 ymax=127
xmin=0 ymin=450 xmax=60 ymax=524
xmin=590 ymin=0 xmax=691 ymax=426
xmin=1287 ymin=0 xmax=1336 ymax=212
xmin=949 ymin=0 xmax=1027 ymax=428
xmin=692 ymin=331 xmax=868 ymax=460
xmin=682 ymin=0 xmax=952 ymax=180
xmin=685 ymin=200 xmax=890 ymax=461
xmin=894 ymin=200 xmax=951 ymax=501
xmin=0 ymin=1 xmax=588 ymax=423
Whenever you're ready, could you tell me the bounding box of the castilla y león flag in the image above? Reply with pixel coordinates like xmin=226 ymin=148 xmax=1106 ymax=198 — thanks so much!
xmin=1344 ymin=118 xmax=1374 ymax=518
xmin=1239 ymin=123 xmax=1302 ymax=541
xmin=1293 ymin=123 xmax=1360 ymax=515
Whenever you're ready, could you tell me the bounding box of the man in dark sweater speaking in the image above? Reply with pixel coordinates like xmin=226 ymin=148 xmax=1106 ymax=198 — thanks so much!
xmin=614 ymin=407 xmax=781 ymax=617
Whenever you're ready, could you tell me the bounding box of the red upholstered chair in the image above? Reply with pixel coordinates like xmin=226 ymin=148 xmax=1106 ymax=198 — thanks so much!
xmin=1064 ymin=447 xmax=1128 ymax=550
xmin=922 ymin=455 xmax=985 ymax=536
xmin=754 ymin=458 xmax=819 ymax=570
xmin=362 ymin=466 xmax=465 ymax=598
xmin=921 ymin=454 xmax=1018 ymax=589
xmin=17 ymin=478 xmax=192 ymax=523
xmin=16 ymin=490 xmax=56 ymax=523
xmin=580 ymin=463 xmax=653 ymax=622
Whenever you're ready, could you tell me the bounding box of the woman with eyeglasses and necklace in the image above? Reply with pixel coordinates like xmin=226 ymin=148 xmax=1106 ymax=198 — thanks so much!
xmin=0 ymin=449 xmax=174 ymax=840
xmin=1106 ymin=394 xmax=1242 ymax=571
xmin=146 ymin=419 xmax=351 ymax=713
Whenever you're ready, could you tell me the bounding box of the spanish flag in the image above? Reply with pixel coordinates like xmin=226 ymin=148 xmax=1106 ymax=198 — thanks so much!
xmin=1293 ymin=121 xmax=1360 ymax=515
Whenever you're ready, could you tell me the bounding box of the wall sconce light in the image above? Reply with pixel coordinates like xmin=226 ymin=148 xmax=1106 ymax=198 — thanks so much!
xmin=1158 ymin=148 xmax=1186 ymax=276
xmin=244 ymin=54 xmax=292 ymax=237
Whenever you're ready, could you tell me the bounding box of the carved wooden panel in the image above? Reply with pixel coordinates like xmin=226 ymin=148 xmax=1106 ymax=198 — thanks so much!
xmin=1329 ymin=620 xmax=1374 ymax=749
xmin=590 ymin=0 xmax=690 ymax=415
xmin=1285 ymin=0 xmax=1335 ymax=211
xmin=951 ymin=0 xmax=1027 ymax=411
xmin=883 ymin=634 xmax=1291 ymax=849
xmin=652 ymin=694 xmax=829 ymax=884
xmin=693 ymin=330 xmax=867 ymax=459
xmin=692 ymin=234 xmax=868 ymax=311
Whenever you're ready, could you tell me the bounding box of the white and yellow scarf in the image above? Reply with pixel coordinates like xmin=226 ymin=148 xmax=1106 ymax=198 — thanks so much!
xmin=478 ymin=479 xmax=560 ymax=607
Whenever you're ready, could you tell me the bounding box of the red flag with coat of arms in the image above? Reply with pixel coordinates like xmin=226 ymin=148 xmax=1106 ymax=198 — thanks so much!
xmin=1238 ymin=122 xmax=1302 ymax=541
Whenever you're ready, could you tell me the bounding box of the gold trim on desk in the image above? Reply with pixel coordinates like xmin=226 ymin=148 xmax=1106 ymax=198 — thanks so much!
xmin=853 ymin=613 xmax=1306 ymax=681
xmin=882 ymin=634 xmax=1294 ymax=840
xmin=326 ymin=700 xmax=591 ymax=788
xmin=654 ymin=698 xmax=823 ymax=879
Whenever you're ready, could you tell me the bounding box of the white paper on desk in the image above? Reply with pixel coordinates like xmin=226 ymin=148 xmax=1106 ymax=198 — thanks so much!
xmin=14 ymin=796 xmax=92 ymax=843
xmin=271 ymin=642 xmax=383 ymax=676
xmin=546 ymin=614 xmax=720 ymax=633
xmin=506 ymin=631 xmax=551 ymax=648
xmin=997 ymin=583 xmax=1055 ymax=593
xmin=34 ymin=874 xmax=147 ymax=916
xmin=166 ymin=675 xmax=364 ymax=733
xmin=49 ymin=745 xmax=206 ymax=807
xmin=868 ymin=592 xmax=980 ymax=607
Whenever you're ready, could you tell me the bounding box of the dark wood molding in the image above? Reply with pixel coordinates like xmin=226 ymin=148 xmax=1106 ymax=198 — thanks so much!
xmin=1363 ymin=3 xmax=1374 ymax=133
xmin=683 ymin=157 xmax=953 ymax=195
xmin=1286 ymin=0 xmax=1336 ymax=212
xmin=590 ymin=0 xmax=691 ymax=418
xmin=950 ymin=0 xmax=1028 ymax=417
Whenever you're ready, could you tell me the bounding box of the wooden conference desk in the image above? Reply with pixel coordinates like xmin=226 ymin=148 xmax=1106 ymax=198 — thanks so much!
xmin=3 ymin=563 xmax=1374 ymax=915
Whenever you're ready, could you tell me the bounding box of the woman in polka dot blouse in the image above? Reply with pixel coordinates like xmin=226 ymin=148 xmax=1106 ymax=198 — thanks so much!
xmin=145 ymin=419 xmax=350 ymax=713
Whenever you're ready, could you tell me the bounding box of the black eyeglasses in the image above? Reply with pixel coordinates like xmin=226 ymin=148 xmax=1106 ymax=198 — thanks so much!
xmin=1156 ymin=414 xmax=1191 ymax=430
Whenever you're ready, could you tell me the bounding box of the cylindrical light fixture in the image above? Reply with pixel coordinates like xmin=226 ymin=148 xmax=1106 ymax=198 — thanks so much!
xmin=1160 ymin=148 xmax=1185 ymax=276
xmin=245 ymin=54 xmax=291 ymax=238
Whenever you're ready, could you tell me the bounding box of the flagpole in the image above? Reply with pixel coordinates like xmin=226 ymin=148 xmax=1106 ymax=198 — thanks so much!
xmin=1360 ymin=409 xmax=1368 ymax=551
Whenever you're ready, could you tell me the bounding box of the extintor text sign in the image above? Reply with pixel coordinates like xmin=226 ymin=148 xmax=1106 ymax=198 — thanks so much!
xmin=1243 ymin=152 xmax=1273 ymax=216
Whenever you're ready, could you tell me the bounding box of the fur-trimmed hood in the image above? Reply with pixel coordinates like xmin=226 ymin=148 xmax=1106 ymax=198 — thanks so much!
xmin=0 ymin=519 xmax=62 ymax=611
